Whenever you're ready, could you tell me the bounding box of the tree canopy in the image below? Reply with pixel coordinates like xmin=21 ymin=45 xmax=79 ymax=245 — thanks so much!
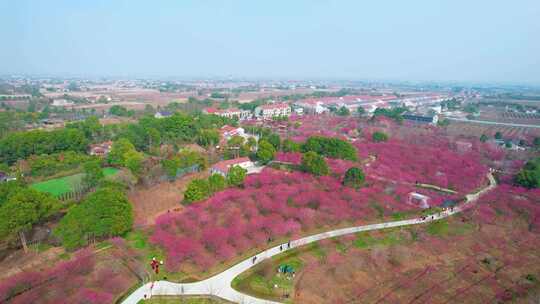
xmin=54 ymin=187 xmax=133 ymax=250
xmin=0 ymin=128 xmax=88 ymax=165
xmin=0 ymin=187 xmax=60 ymax=242
xmin=343 ymin=167 xmax=365 ymax=188
xmin=227 ymin=165 xmax=247 ymax=187
xmin=184 ymin=179 xmax=211 ymax=203
xmin=301 ymin=151 xmax=329 ymax=176
xmin=515 ymin=157 xmax=540 ymax=188
xmin=337 ymin=106 xmax=350 ymax=116
xmin=256 ymin=139 xmax=276 ymax=164
xmin=302 ymin=136 xmax=357 ymax=161
xmin=372 ymin=131 xmax=389 ymax=142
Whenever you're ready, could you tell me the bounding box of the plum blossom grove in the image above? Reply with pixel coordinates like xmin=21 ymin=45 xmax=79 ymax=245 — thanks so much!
xmin=0 ymin=241 xmax=136 ymax=304
xmin=353 ymin=139 xmax=489 ymax=193
xmin=150 ymin=168 xmax=459 ymax=272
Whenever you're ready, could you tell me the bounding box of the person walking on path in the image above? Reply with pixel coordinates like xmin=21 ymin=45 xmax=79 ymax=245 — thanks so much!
xmin=252 ymin=256 xmax=257 ymax=264
xmin=287 ymin=240 xmax=291 ymax=249
xmin=279 ymin=245 xmax=283 ymax=251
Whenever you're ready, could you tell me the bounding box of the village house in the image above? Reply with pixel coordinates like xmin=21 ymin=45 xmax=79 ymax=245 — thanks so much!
xmin=210 ymin=157 xmax=254 ymax=176
xmin=89 ymin=141 xmax=113 ymax=156
xmin=203 ymin=108 xmax=252 ymax=120
xmin=254 ymin=103 xmax=291 ymax=119
xmin=219 ymin=125 xmax=258 ymax=145
xmin=154 ymin=111 xmax=172 ymax=119
xmin=402 ymin=112 xmax=439 ymax=124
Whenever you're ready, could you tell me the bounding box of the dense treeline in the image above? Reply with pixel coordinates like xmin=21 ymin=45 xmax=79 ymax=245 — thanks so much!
xmin=302 ymin=136 xmax=358 ymax=161
xmin=0 ymin=181 xmax=60 ymax=245
xmin=0 ymin=112 xmax=233 ymax=166
xmin=26 ymin=151 xmax=95 ymax=177
xmin=372 ymin=107 xmax=407 ymax=122
xmin=0 ymin=128 xmax=88 ymax=165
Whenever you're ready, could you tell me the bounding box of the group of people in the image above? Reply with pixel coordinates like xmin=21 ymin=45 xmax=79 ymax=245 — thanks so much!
xmin=252 ymin=240 xmax=292 ymax=264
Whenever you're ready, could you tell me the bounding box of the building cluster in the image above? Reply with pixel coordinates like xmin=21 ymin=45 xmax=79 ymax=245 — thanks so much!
xmin=203 ymin=102 xmax=292 ymax=121
xmin=197 ymin=93 xmax=450 ymax=125
xmin=294 ymin=93 xmax=450 ymax=116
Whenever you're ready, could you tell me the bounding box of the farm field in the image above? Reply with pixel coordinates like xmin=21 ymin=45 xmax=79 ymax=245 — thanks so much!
xmin=233 ymin=185 xmax=540 ymax=303
xmin=30 ymin=167 xmax=119 ymax=197
xmin=445 ymin=120 xmax=540 ymax=140
xmin=128 ymin=169 xmax=210 ymax=227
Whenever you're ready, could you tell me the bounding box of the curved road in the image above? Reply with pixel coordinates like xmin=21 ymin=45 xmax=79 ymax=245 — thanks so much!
xmin=122 ymin=172 xmax=496 ymax=304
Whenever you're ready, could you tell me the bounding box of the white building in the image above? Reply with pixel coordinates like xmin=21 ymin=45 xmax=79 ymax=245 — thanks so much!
xmin=254 ymin=103 xmax=291 ymax=119
xmin=52 ymin=99 xmax=74 ymax=107
xmin=154 ymin=111 xmax=173 ymax=119
xmin=294 ymin=100 xmax=327 ymax=114
xmin=203 ymin=108 xmax=252 ymax=120
xmin=210 ymin=157 xmax=255 ymax=176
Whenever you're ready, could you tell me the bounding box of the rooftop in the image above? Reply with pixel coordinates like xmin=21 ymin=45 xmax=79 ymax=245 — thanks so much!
xmin=212 ymin=157 xmax=251 ymax=173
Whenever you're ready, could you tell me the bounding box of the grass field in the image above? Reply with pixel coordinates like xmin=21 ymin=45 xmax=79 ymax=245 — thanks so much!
xmin=30 ymin=167 xmax=119 ymax=197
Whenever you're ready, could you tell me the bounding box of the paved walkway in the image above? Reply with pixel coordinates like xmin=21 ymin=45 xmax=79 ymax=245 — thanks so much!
xmin=122 ymin=172 xmax=496 ymax=304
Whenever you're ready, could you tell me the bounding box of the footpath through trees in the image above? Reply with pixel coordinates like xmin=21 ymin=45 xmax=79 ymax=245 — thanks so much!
xmin=122 ymin=171 xmax=497 ymax=304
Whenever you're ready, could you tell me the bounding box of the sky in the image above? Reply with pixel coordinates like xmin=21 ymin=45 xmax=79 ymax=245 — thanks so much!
xmin=1 ymin=0 xmax=539 ymax=83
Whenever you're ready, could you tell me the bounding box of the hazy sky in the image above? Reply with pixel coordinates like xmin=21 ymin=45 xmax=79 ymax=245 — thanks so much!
xmin=1 ymin=0 xmax=539 ymax=83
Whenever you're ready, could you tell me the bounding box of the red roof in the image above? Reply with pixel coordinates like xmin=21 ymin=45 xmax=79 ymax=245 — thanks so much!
xmin=260 ymin=103 xmax=290 ymax=110
xmin=204 ymin=107 xmax=218 ymax=114
xmin=212 ymin=157 xmax=251 ymax=173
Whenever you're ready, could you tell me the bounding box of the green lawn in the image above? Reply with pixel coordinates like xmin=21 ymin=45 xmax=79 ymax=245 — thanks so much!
xmin=30 ymin=167 xmax=119 ymax=197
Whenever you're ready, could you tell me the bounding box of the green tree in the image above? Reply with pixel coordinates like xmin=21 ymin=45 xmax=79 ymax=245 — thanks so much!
xmin=82 ymin=160 xmax=104 ymax=188
xmin=262 ymin=133 xmax=281 ymax=150
xmin=146 ymin=127 xmax=161 ymax=148
xmin=282 ymin=138 xmax=301 ymax=152
xmin=54 ymin=187 xmax=133 ymax=250
xmin=302 ymin=136 xmax=358 ymax=161
xmin=256 ymin=140 xmax=276 ymax=164
xmin=337 ymin=106 xmax=350 ymax=116
xmin=495 ymin=132 xmax=503 ymax=140
xmin=208 ymin=173 xmax=226 ymax=193
xmin=533 ymin=137 xmax=540 ymax=148
xmin=227 ymin=165 xmax=247 ymax=187
xmin=124 ymin=150 xmax=144 ymax=176
xmin=372 ymin=131 xmax=389 ymax=142
xmin=109 ymin=105 xmax=131 ymax=117
xmin=301 ymin=151 xmax=329 ymax=176
xmin=184 ymin=179 xmax=210 ymax=203
xmin=480 ymin=134 xmax=488 ymax=143
xmin=356 ymin=107 xmax=366 ymax=115
xmin=0 ymin=188 xmax=59 ymax=249
xmin=108 ymin=138 xmax=136 ymax=166
xmin=515 ymin=157 xmax=540 ymax=188
xmin=197 ymin=129 xmax=220 ymax=147
xmin=343 ymin=167 xmax=365 ymax=188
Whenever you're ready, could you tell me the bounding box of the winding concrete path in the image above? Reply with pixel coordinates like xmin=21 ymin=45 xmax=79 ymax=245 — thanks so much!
xmin=122 ymin=172 xmax=496 ymax=304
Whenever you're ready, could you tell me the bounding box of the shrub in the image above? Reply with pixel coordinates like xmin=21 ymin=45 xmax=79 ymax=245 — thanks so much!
xmin=343 ymin=167 xmax=365 ymax=188
xmin=301 ymin=152 xmax=329 ymax=176
xmin=227 ymin=165 xmax=247 ymax=187
xmin=372 ymin=131 xmax=389 ymax=142
xmin=184 ymin=179 xmax=211 ymax=203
